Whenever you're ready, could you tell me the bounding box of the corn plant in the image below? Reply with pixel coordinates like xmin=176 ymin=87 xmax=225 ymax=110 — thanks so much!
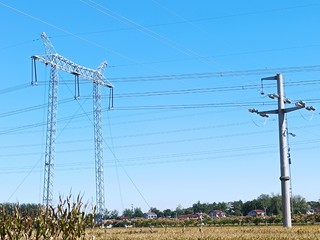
xmin=0 ymin=194 xmax=95 ymax=240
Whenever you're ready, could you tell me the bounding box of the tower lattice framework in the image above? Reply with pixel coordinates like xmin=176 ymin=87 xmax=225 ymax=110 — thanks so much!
xmin=32 ymin=32 xmax=113 ymax=214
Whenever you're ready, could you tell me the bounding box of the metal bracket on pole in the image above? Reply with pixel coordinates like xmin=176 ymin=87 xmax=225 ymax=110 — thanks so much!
xmin=261 ymin=75 xmax=278 ymax=81
xmin=280 ymin=176 xmax=290 ymax=181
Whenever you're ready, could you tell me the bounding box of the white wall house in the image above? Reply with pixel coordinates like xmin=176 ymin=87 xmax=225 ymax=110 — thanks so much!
xmin=143 ymin=211 xmax=157 ymax=219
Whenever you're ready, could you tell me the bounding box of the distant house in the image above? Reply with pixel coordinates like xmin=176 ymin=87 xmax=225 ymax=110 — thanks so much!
xmin=307 ymin=209 xmax=316 ymax=215
xmin=209 ymin=210 xmax=226 ymax=218
xmin=247 ymin=209 xmax=265 ymax=217
xmin=143 ymin=211 xmax=157 ymax=219
xmin=307 ymin=208 xmax=320 ymax=215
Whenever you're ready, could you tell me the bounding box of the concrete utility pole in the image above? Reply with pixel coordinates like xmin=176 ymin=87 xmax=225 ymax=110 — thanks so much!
xmin=249 ymin=73 xmax=315 ymax=228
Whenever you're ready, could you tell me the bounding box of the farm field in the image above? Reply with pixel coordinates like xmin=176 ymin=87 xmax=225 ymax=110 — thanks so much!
xmin=87 ymin=225 xmax=320 ymax=240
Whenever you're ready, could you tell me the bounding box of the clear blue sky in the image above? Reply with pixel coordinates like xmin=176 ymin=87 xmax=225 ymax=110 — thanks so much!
xmin=1 ymin=0 xmax=319 ymax=213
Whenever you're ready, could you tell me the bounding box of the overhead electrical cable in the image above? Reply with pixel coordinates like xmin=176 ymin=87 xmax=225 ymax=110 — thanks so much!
xmin=30 ymin=79 xmax=320 ymax=105
xmin=0 ymin=1 xmax=142 ymax=69
xmin=114 ymin=102 xmax=277 ymax=111
xmin=80 ymin=0 xmax=248 ymax=82
xmin=109 ymin=44 xmax=320 ymax=68
xmin=2 ymin=99 xmax=318 ymax=135
xmin=3 ymin=78 xmax=319 ymax=102
xmin=0 ymin=83 xmax=30 ymax=95
xmin=110 ymin=65 xmax=320 ymax=83
xmin=1 ymin=138 xmax=319 ymax=174
xmin=49 ymin=3 xmax=317 ymax=39
xmin=80 ymin=0 xmax=217 ymax=66
xmin=0 ymin=98 xmax=74 ymax=118
xmin=1 ymin=120 xmax=319 ymax=156
xmin=81 ymin=0 xmax=320 ymax=80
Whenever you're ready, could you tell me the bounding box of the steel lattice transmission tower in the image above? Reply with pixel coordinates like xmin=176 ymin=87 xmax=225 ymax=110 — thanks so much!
xmin=32 ymin=32 xmax=113 ymax=214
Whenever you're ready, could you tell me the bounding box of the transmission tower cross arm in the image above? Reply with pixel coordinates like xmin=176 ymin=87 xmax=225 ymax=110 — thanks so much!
xmin=33 ymin=32 xmax=113 ymax=88
xmin=31 ymin=54 xmax=114 ymax=88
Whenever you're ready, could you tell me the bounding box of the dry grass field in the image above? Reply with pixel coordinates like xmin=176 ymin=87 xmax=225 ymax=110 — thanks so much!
xmin=86 ymin=225 xmax=320 ymax=240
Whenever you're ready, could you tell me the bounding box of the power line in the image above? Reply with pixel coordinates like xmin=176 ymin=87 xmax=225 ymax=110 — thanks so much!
xmin=1 ymin=121 xmax=319 ymax=157
xmin=114 ymin=81 xmax=320 ymax=98
xmin=1 ymin=99 xmax=318 ymax=135
xmin=0 ymin=98 xmax=74 ymax=118
xmin=1 ymin=79 xmax=319 ymax=109
xmin=0 ymin=83 xmax=30 ymax=95
xmin=110 ymin=65 xmax=320 ymax=83
xmin=80 ymin=0 xmax=221 ymax=69
xmin=1 ymin=138 xmax=319 ymax=174
xmin=29 ymin=77 xmax=320 ymax=88
xmin=49 ymin=3 xmax=316 ymax=39
xmin=28 ymin=79 xmax=320 ymax=102
xmin=113 ymin=102 xmax=284 ymax=111
xmin=108 ymin=44 xmax=320 ymax=68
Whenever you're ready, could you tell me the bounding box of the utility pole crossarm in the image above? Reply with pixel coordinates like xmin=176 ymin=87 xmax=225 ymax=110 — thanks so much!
xmin=250 ymin=102 xmax=311 ymax=118
xmin=257 ymin=109 xmax=278 ymax=115
xmin=284 ymin=106 xmax=304 ymax=113
xmin=31 ymin=54 xmax=113 ymax=88
xmin=251 ymin=106 xmax=306 ymax=116
xmin=261 ymin=75 xmax=278 ymax=81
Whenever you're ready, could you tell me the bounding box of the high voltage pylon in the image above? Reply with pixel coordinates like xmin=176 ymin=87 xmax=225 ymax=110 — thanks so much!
xmin=31 ymin=32 xmax=114 ymax=214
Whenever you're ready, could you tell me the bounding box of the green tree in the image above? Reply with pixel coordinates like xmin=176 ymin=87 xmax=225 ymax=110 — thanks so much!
xmin=208 ymin=202 xmax=218 ymax=212
xmin=184 ymin=207 xmax=194 ymax=214
xmin=174 ymin=204 xmax=184 ymax=218
xmin=163 ymin=209 xmax=173 ymax=218
xmin=269 ymin=194 xmax=282 ymax=215
xmin=192 ymin=201 xmax=210 ymax=213
xmin=109 ymin=210 xmax=119 ymax=219
xmin=216 ymin=202 xmax=228 ymax=212
xmin=307 ymin=200 xmax=320 ymax=211
xmin=257 ymin=194 xmax=271 ymax=215
xmin=133 ymin=207 xmax=144 ymax=218
xmin=18 ymin=203 xmax=41 ymax=218
xmin=103 ymin=209 xmax=110 ymax=219
xmin=292 ymin=195 xmax=308 ymax=214
xmin=228 ymin=200 xmax=243 ymax=216
xmin=122 ymin=208 xmax=133 ymax=218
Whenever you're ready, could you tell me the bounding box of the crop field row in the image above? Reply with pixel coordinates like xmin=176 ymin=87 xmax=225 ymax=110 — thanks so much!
xmin=2 ymin=196 xmax=320 ymax=239
xmin=87 ymin=225 xmax=320 ymax=240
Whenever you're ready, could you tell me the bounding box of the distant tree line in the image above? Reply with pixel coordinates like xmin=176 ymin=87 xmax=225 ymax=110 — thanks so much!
xmin=0 ymin=203 xmax=41 ymax=218
xmin=101 ymin=194 xmax=320 ymax=219
xmin=1 ymin=193 xmax=319 ymax=220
